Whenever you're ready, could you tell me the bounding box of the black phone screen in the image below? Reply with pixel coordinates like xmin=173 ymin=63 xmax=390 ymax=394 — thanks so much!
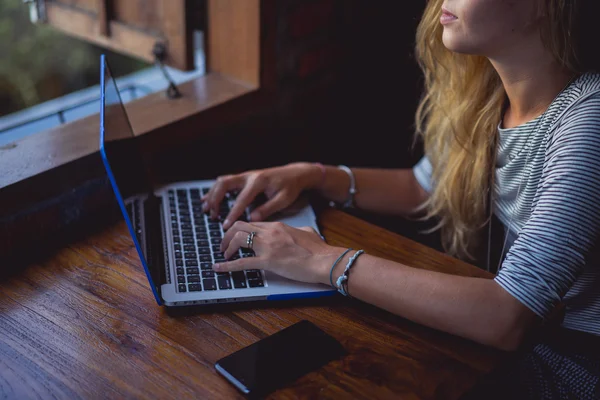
xmin=215 ymin=320 xmax=346 ymax=396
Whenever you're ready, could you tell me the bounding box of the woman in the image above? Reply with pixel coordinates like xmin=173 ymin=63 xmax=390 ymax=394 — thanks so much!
xmin=204 ymin=0 xmax=600 ymax=397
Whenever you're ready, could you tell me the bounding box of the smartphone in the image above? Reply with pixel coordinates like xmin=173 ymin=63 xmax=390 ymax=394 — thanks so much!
xmin=215 ymin=320 xmax=346 ymax=396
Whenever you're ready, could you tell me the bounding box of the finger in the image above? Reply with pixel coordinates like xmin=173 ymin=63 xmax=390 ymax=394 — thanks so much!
xmin=221 ymin=221 xmax=257 ymax=252
xmin=249 ymin=191 xmax=291 ymax=222
xmin=222 ymin=230 xmax=255 ymax=259
xmin=213 ymin=257 xmax=258 ymax=273
xmin=224 ymin=183 xmax=265 ymax=229
xmin=205 ymin=175 xmax=244 ymax=219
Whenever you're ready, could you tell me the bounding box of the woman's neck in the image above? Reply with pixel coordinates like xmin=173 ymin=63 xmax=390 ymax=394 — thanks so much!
xmin=490 ymin=56 xmax=575 ymax=129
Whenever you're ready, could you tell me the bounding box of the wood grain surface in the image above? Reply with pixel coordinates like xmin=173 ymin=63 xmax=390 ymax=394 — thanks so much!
xmin=0 ymin=208 xmax=502 ymax=399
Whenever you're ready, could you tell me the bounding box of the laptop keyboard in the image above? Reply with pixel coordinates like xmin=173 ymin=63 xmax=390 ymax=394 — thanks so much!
xmin=168 ymin=188 xmax=266 ymax=293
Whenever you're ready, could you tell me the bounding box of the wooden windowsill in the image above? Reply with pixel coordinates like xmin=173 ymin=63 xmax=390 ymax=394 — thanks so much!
xmin=0 ymin=72 xmax=257 ymax=190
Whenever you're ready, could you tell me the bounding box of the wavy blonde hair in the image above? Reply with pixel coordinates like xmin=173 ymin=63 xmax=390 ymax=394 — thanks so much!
xmin=413 ymin=0 xmax=591 ymax=261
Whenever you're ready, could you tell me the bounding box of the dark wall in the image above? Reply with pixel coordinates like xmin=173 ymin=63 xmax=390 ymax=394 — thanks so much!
xmin=274 ymin=0 xmax=426 ymax=168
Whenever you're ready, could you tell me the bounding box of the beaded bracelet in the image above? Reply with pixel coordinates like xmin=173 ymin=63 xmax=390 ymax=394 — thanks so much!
xmin=335 ymin=250 xmax=364 ymax=296
xmin=329 ymin=248 xmax=353 ymax=288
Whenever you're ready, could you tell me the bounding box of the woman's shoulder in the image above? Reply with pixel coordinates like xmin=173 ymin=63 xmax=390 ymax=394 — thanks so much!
xmin=550 ymin=73 xmax=600 ymax=132
xmin=575 ymin=72 xmax=600 ymax=94
xmin=548 ymin=79 xmax=600 ymax=152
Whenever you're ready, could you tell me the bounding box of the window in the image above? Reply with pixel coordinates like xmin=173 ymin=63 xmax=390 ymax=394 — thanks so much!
xmin=0 ymin=0 xmax=205 ymax=145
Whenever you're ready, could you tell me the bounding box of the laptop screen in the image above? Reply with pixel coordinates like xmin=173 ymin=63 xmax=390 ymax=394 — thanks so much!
xmin=99 ymin=54 xmax=162 ymax=305
xmin=99 ymin=57 xmax=151 ymax=198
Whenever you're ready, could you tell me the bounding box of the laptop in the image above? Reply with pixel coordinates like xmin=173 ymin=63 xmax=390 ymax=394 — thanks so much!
xmin=99 ymin=55 xmax=335 ymax=306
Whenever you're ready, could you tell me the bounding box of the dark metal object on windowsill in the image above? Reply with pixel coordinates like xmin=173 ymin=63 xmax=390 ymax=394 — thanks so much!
xmin=152 ymin=43 xmax=182 ymax=100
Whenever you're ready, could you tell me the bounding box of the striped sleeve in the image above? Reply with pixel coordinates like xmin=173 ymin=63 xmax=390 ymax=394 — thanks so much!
xmin=413 ymin=156 xmax=433 ymax=193
xmin=494 ymin=94 xmax=600 ymax=319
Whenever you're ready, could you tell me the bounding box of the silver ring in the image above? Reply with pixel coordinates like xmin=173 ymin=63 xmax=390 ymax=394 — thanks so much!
xmin=246 ymin=231 xmax=256 ymax=249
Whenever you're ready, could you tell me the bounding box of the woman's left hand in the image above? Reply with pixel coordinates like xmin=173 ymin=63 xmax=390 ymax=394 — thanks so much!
xmin=214 ymin=221 xmax=343 ymax=285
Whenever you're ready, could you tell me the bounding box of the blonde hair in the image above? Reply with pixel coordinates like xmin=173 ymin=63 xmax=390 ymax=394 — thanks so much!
xmin=413 ymin=0 xmax=591 ymax=261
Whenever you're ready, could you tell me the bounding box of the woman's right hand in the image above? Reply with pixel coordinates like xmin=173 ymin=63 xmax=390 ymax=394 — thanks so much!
xmin=202 ymin=162 xmax=322 ymax=230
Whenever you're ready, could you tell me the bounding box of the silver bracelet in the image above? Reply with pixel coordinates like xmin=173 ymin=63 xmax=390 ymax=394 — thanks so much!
xmin=337 ymin=165 xmax=357 ymax=208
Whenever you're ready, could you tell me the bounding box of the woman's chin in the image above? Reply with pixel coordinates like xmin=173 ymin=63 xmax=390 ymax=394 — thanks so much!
xmin=441 ymin=34 xmax=477 ymax=55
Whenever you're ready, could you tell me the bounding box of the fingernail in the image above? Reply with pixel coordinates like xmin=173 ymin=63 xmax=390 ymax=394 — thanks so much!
xmin=213 ymin=264 xmax=221 ymax=271
xmin=202 ymin=203 xmax=208 ymax=211
xmin=223 ymin=219 xmax=230 ymax=228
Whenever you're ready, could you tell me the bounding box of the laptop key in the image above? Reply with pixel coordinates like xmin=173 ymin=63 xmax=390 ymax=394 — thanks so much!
xmin=190 ymin=189 xmax=200 ymax=198
xmin=183 ymin=245 xmax=195 ymax=252
xmin=181 ymin=224 xmax=192 ymax=230
xmin=184 ymin=252 xmax=197 ymax=259
xmin=202 ymin=270 xmax=215 ymax=278
xmin=210 ymin=238 xmax=222 ymax=246
xmin=188 ymin=284 xmax=202 ymax=292
xmin=173 ymin=237 xmax=181 ymax=244
xmin=200 ymin=262 xmax=212 ymax=270
xmin=248 ymin=278 xmax=264 ymax=288
xmin=213 ymin=258 xmax=226 ymax=264
xmin=174 ymin=244 xmax=181 ymax=251
xmin=178 ymin=284 xmax=187 ymax=292
xmin=241 ymin=248 xmax=255 ymax=256
xmin=182 ymin=230 xmax=193 ymax=237
xmin=208 ymin=223 xmax=220 ymax=231
xmin=218 ymin=276 xmax=232 ymax=290
xmin=185 ymin=260 xmax=199 ymax=267
xmin=203 ymin=279 xmax=217 ymax=291
xmin=210 ymin=230 xmax=222 ymax=238
xmin=198 ymin=248 xmax=211 ymax=255
xmin=202 ymin=188 xmax=210 ymax=195
xmin=177 ymin=276 xmax=186 ymax=284
xmin=197 ymin=240 xmax=209 ymax=247
xmin=176 ymin=267 xmax=184 ymax=275
xmin=187 ymin=275 xmax=201 ymax=283
xmin=246 ymin=270 xmax=261 ymax=280
xmin=176 ymin=189 xmax=187 ymax=197
xmin=186 ymin=267 xmax=199 ymax=275
xmin=196 ymin=232 xmax=209 ymax=240
xmin=183 ymin=238 xmax=194 ymax=244
xmin=176 ymin=259 xmax=184 ymax=267
xmin=232 ymin=277 xmax=247 ymax=289
xmin=200 ymin=255 xmax=212 ymax=262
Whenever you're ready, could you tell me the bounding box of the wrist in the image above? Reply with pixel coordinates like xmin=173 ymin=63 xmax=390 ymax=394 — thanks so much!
xmin=315 ymin=247 xmax=351 ymax=286
xmin=298 ymin=162 xmax=326 ymax=190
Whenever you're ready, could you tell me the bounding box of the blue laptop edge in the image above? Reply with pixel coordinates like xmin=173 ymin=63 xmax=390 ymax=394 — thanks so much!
xmin=99 ymin=54 xmax=163 ymax=305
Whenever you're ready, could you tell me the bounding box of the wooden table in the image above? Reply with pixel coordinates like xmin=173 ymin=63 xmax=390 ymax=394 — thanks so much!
xmin=0 ymin=209 xmax=502 ymax=399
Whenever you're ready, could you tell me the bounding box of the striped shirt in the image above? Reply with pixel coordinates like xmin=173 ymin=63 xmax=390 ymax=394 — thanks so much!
xmin=413 ymin=73 xmax=600 ymax=336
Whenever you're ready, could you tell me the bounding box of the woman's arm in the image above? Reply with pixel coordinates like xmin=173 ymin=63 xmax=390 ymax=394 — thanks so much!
xmin=321 ymin=252 xmax=537 ymax=351
xmin=218 ymin=221 xmax=537 ymax=352
xmin=307 ymin=166 xmax=429 ymax=217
